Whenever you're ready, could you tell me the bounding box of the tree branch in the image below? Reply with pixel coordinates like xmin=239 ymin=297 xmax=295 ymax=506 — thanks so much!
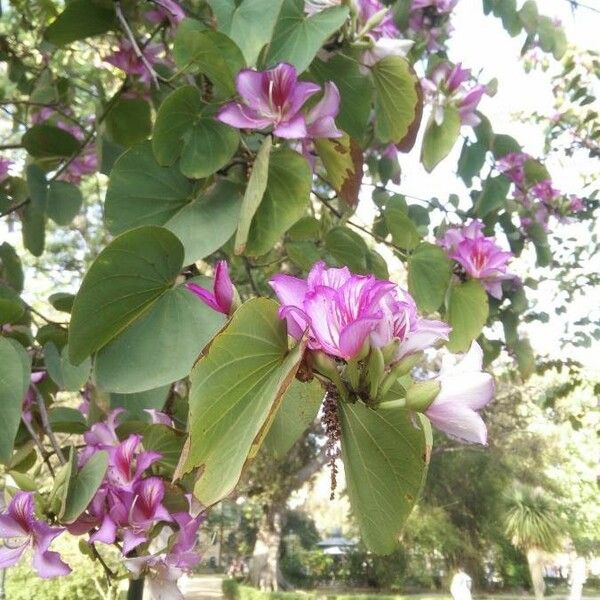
xmin=33 ymin=385 xmax=66 ymax=465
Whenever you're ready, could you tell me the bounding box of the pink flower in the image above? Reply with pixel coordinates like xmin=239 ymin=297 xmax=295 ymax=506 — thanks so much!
xmin=0 ymin=492 xmax=71 ymax=578
xmin=105 ymin=435 xmax=161 ymax=491
xmin=146 ymin=0 xmax=185 ymax=27
xmin=426 ymin=342 xmax=494 ymax=444
xmin=22 ymin=371 xmax=46 ymax=424
xmin=270 ymin=262 xmax=449 ymax=361
xmin=569 ymin=195 xmax=584 ymax=213
xmin=0 ymin=157 xmax=13 ymax=181
xmin=496 ymin=152 xmax=531 ymax=187
xmin=531 ymin=179 xmax=560 ymax=204
xmin=216 ymin=63 xmax=323 ymax=139
xmin=145 ymin=409 xmax=174 ymax=427
xmin=439 ymin=220 xmax=514 ymax=299
xmin=304 ymin=82 xmax=342 ymax=139
xmin=186 ymin=261 xmax=235 ymax=315
xmin=105 ymin=40 xmax=163 ymax=86
xmin=358 ymin=0 xmax=399 ymax=40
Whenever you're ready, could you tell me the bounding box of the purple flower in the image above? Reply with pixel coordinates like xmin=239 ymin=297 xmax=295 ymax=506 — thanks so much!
xmin=0 ymin=157 xmax=13 ymax=182
xmin=496 ymin=152 xmax=531 ymax=187
xmin=531 ymin=179 xmax=560 ymax=204
xmin=426 ymin=342 xmax=494 ymax=444
xmin=106 ymin=435 xmax=161 ymax=491
xmin=305 ymin=82 xmax=342 ymax=139
xmin=569 ymin=195 xmax=584 ymax=213
xmin=145 ymin=409 xmax=174 ymax=427
xmin=186 ymin=261 xmax=235 ymax=315
xmin=438 ymin=219 xmax=484 ymax=252
xmin=146 ymin=0 xmax=185 ymax=27
xmin=0 ymin=492 xmax=71 ymax=578
xmin=105 ymin=40 xmax=163 ymax=86
xmin=270 ymin=262 xmax=449 ymax=361
xmin=22 ymin=371 xmax=46 ymax=424
xmin=358 ymin=0 xmax=400 ymax=40
xmin=216 ymin=63 xmax=321 ymax=139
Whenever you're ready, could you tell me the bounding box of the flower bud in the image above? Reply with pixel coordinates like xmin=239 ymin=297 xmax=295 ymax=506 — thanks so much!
xmin=367 ymin=347 xmax=385 ymax=399
xmin=405 ymin=380 xmax=441 ymax=412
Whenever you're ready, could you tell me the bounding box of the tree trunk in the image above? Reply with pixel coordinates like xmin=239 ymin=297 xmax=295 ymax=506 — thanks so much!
xmin=526 ymin=547 xmax=545 ymax=600
xmin=250 ymin=506 xmax=284 ymax=591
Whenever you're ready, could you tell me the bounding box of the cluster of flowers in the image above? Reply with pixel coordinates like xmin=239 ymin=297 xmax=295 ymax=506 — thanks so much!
xmin=421 ymin=62 xmax=488 ymax=127
xmin=0 ymin=408 xmax=202 ymax=598
xmin=438 ymin=219 xmax=515 ymax=299
xmin=31 ymin=108 xmax=97 ymax=184
xmin=189 ymin=261 xmax=494 ymax=445
xmin=496 ymin=152 xmax=584 ymax=231
xmin=408 ymin=0 xmax=459 ymax=51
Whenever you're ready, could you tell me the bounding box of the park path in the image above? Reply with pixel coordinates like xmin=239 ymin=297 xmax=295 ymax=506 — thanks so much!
xmin=180 ymin=574 xmax=224 ymax=600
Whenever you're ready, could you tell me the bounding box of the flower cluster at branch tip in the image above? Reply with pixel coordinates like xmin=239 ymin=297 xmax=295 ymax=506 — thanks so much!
xmin=422 ymin=62 xmax=488 ymax=127
xmin=216 ymin=63 xmax=342 ymax=141
xmin=495 ymin=152 xmax=585 ymax=231
xmin=425 ymin=341 xmax=494 ymax=444
xmin=186 ymin=260 xmax=237 ymax=315
xmin=105 ymin=39 xmax=163 ymax=86
xmin=270 ymin=261 xmax=450 ymax=361
xmin=145 ymin=0 xmax=185 ymax=27
xmin=408 ymin=0 xmax=458 ymax=51
xmin=0 ymin=491 xmax=71 ymax=578
xmin=0 ymin=157 xmax=13 ymax=182
xmin=439 ymin=219 xmax=515 ymax=299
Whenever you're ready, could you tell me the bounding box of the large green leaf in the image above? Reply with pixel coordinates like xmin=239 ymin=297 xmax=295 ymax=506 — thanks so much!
xmin=262 ymin=380 xmax=324 ymax=460
xmin=266 ymin=0 xmax=349 ymax=73
xmin=105 ymin=143 xmax=241 ymax=264
xmin=0 ymin=337 xmax=30 ymax=463
xmin=95 ymin=282 xmax=225 ymax=393
xmin=385 ymin=205 xmax=421 ymax=250
xmin=371 ymin=56 xmax=421 ymax=145
xmin=143 ymin=424 xmax=186 ymax=473
xmin=208 ymin=0 xmax=285 ymax=66
xmin=245 ymin=148 xmax=312 ymax=257
xmin=325 ymin=227 xmax=368 ymax=273
xmin=62 ymin=451 xmax=108 ymax=523
xmin=0 ymin=242 xmax=24 ymax=293
xmin=408 ymin=243 xmax=452 ymax=314
xmin=339 ymin=400 xmax=431 ymax=554
xmin=111 ymin=386 xmax=171 ymax=418
xmin=421 ymin=107 xmax=461 ymax=172
xmin=45 ymin=342 xmax=90 ymax=391
xmin=48 ymin=407 xmax=88 ymax=434
xmin=22 ymin=125 xmax=79 ymax=159
xmin=447 ymin=280 xmax=489 ymax=352
xmin=475 ymin=175 xmax=511 ymax=217
xmin=0 ymin=284 xmax=24 ymax=324
xmin=311 ymin=55 xmax=374 ymax=142
xmin=173 ymin=28 xmax=245 ymax=97
xmin=22 ymin=165 xmax=47 ymax=257
xmin=178 ymin=298 xmax=305 ymax=506
xmin=68 ymin=226 xmax=184 ymax=365
xmin=47 ymin=181 xmax=82 ymax=226
xmin=105 ymin=98 xmax=152 ymax=148
xmin=44 ymin=0 xmax=114 ymax=46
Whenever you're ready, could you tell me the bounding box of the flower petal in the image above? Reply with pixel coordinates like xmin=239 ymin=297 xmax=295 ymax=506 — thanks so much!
xmin=186 ymin=283 xmax=221 ymax=313
xmin=426 ymin=405 xmax=488 ymax=445
xmin=338 ymin=317 xmax=380 ymax=360
xmin=32 ymin=549 xmax=72 ymax=578
xmin=235 ymin=69 xmax=268 ymax=109
xmin=213 ymin=260 xmax=234 ymax=314
xmin=0 ymin=541 xmax=28 ymax=569
xmin=273 ymin=113 xmax=308 ymax=139
xmin=216 ymin=103 xmax=272 ymax=130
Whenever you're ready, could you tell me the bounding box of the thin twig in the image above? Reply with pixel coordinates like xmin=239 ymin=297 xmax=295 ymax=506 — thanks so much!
xmin=243 ymin=257 xmax=261 ymax=297
xmin=114 ymin=0 xmax=160 ymax=89
xmin=0 ymin=198 xmax=30 ymax=219
xmin=21 ymin=299 xmax=68 ymax=327
xmin=32 ymin=385 xmax=66 ymax=465
xmin=22 ymin=417 xmax=55 ymax=477
xmin=0 ymin=143 xmax=23 ymax=150
xmin=91 ymin=544 xmax=116 ymax=583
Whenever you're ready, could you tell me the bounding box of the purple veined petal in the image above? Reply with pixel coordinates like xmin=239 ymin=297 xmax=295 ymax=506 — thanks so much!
xmin=446 ymin=63 xmax=471 ymax=93
xmin=306 ymin=82 xmax=340 ymax=125
xmin=0 ymin=514 xmax=28 ymax=538
xmin=338 ymin=317 xmax=380 ymax=360
xmin=235 ymin=69 xmax=269 ymax=109
xmin=134 ymin=450 xmax=162 ymax=480
xmin=273 ymin=112 xmax=308 ymax=139
xmin=8 ymin=491 xmax=35 ymax=523
xmin=303 ymin=286 xmax=344 ymax=357
xmin=216 ymin=102 xmax=272 ymax=131
xmin=426 ymin=404 xmax=488 ymax=445
xmin=269 ymin=274 xmax=308 ymax=310
xmin=483 ymin=280 xmax=503 ymax=299
xmin=278 ymin=305 xmax=309 ymax=340
xmin=186 ymin=283 xmax=221 ymax=314
xmin=285 ymin=79 xmax=321 ymax=117
xmin=0 ymin=541 xmax=28 ymax=569
xmin=307 ymin=116 xmax=342 ymax=139
xmin=436 ymin=372 xmax=495 ymax=412
xmin=459 ymin=110 xmax=481 ymax=127
xmin=122 ymin=529 xmax=148 ymax=555
xmin=31 ymin=521 xmax=65 ymax=555
xmin=213 ymin=260 xmax=234 ymax=314
xmin=32 ymin=549 xmax=71 ymax=578
xmin=308 ymin=263 xmax=352 ymax=290
xmin=396 ymin=319 xmax=451 ymax=360
xmin=90 ymin=514 xmax=117 ymax=545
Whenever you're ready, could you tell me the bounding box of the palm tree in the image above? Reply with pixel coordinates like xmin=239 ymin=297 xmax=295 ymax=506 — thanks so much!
xmin=504 ymin=486 xmax=564 ymax=600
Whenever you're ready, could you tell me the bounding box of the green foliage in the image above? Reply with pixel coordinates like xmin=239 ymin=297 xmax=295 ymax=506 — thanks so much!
xmin=44 ymin=0 xmax=114 ymax=46
xmin=408 ymin=243 xmax=452 ymax=314
xmin=447 ymin=280 xmax=489 ymax=352
xmin=421 ymin=107 xmax=461 ymax=172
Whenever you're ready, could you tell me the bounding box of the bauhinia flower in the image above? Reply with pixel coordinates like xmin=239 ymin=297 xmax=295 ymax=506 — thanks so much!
xmin=408 ymin=0 xmax=458 ymax=51
xmin=270 ymin=262 xmax=449 ymax=361
xmin=186 ymin=260 xmax=236 ymax=315
xmin=105 ymin=40 xmax=163 ymax=86
xmin=439 ymin=220 xmax=515 ymax=299
xmin=146 ymin=0 xmax=185 ymax=27
xmin=0 ymin=492 xmax=71 ymax=578
xmin=216 ymin=63 xmax=339 ymax=139
xmin=496 ymin=152 xmax=531 ymax=187
xmin=422 ymin=62 xmax=488 ymax=127
xmin=424 ymin=342 xmax=494 ymax=444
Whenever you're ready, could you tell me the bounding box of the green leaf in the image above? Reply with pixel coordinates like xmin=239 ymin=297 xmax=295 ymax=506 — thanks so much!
xmin=246 ymin=148 xmax=312 ymax=257
xmin=173 ymin=29 xmax=245 ymax=97
xmin=408 ymin=243 xmax=452 ymax=313
xmin=266 ymin=0 xmax=349 ymax=73
xmin=285 ymin=240 xmax=322 ymax=270
xmin=22 ymin=125 xmax=79 ymax=159
xmin=22 ymin=165 xmax=47 ymax=257
xmin=111 ymin=386 xmax=170 ymax=418
xmin=421 ymin=107 xmax=461 ymax=172
xmin=371 ymin=56 xmax=421 ymax=145
xmin=523 ymin=159 xmax=550 ymax=186
xmin=45 ymin=0 xmax=114 ymax=46
xmin=339 ymin=400 xmax=431 ymax=554
xmin=0 ymin=243 xmax=24 ymax=292
xmin=325 ymin=227 xmax=368 ymax=273
xmin=527 ymin=222 xmax=552 ymax=267
xmin=385 ymin=205 xmax=421 ymax=250
xmin=208 ymin=0 xmax=285 ymax=66
xmin=513 ymin=338 xmax=535 ymax=379
xmin=314 ymin=134 xmax=355 ymax=192
xmin=0 ymin=284 xmax=24 ymax=324
xmin=62 ymin=451 xmax=108 ymax=523
xmin=0 ymin=337 xmax=30 ymax=463
xmin=457 ymin=140 xmax=486 ymax=187
xmin=105 ymin=143 xmax=242 ymax=264
xmin=95 ymin=282 xmax=225 ymax=393
xmin=49 ymin=293 xmax=75 ymax=313
xmin=262 ymin=380 xmax=323 ymax=460
xmin=143 ymin=424 xmax=186 ymax=473
xmin=492 ymin=134 xmax=522 ymax=159
xmin=179 ymin=298 xmax=305 ymax=506
xmin=234 ymin=135 xmax=272 ymax=255
xmin=447 ymin=280 xmax=489 ymax=353
xmin=105 ymin=98 xmax=152 ymax=148
xmin=518 ymin=0 xmax=539 ymax=33
xmin=475 ymin=175 xmax=511 ymax=217
xmin=48 ymin=407 xmax=88 ymax=434
xmin=47 ymin=181 xmax=83 ymax=226
xmin=44 ymin=342 xmax=90 ymax=391
xmin=311 ymin=55 xmax=374 ymax=142
xmin=68 ymin=226 xmax=184 ymax=365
